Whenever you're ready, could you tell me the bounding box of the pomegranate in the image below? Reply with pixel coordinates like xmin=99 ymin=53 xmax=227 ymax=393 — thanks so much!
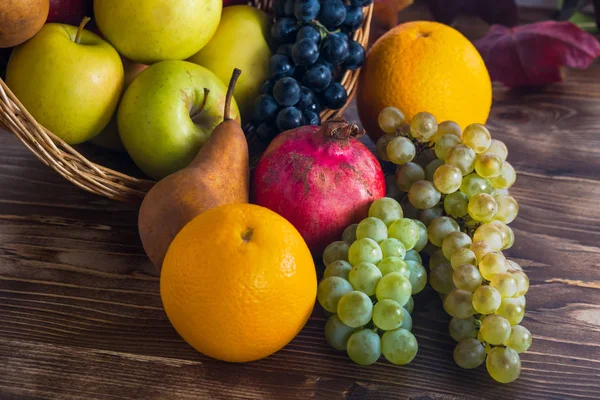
xmin=253 ymin=119 xmax=386 ymax=254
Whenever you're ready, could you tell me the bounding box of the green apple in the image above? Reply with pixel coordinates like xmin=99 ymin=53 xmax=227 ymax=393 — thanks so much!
xmin=118 ymin=60 xmax=240 ymax=180
xmin=94 ymin=0 xmax=222 ymax=64
xmin=189 ymin=5 xmax=271 ymax=120
xmin=6 ymin=20 xmax=124 ymax=144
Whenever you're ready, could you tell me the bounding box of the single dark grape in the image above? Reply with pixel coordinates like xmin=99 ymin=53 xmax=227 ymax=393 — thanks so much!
xmin=269 ymin=54 xmax=295 ymax=80
xmin=302 ymin=64 xmax=332 ymax=92
xmin=342 ymin=6 xmax=364 ymax=32
xmin=316 ymin=55 xmax=336 ymax=72
xmin=322 ymin=82 xmax=347 ymax=110
xmin=259 ymin=80 xmax=275 ymax=95
xmin=307 ymin=100 xmax=321 ymax=113
xmin=303 ymin=109 xmax=321 ymax=125
xmin=350 ymin=0 xmax=373 ymax=7
xmin=291 ymin=38 xmax=319 ymax=66
xmin=273 ymin=77 xmax=301 ymax=106
xmin=276 ymin=107 xmax=305 ymax=131
xmin=296 ymin=86 xmax=316 ymax=110
xmin=277 ymin=43 xmax=293 ymax=57
xmin=273 ymin=0 xmax=287 ymax=17
xmin=294 ymin=0 xmax=320 ymax=23
xmin=318 ymin=0 xmax=347 ymax=29
xmin=344 ymin=40 xmax=365 ymax=70
xmin=284 ymin=0 xmax=296 ymax=15
xmin=256 ymin=122 xmax=279 ymax=143
xmin=271 ymin=17 xmax=298 ymax=44
xmin=252 ymin=94 xmax=279 ymax=123
xmin=321 ymin=33 xmax=349 ymax=65
xmin=297 ymin=25 xmax=321 ymax=44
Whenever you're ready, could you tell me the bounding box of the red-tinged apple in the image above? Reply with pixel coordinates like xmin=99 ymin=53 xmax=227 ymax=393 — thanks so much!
xmin=47 ymin=0 xmax=86 ymax=25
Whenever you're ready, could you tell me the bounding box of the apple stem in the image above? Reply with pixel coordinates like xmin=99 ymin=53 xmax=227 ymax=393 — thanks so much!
xmin=224 ymin=68 xmax=241 ymax=121
xmin=74 ymin=17 xmax=91 ymax=44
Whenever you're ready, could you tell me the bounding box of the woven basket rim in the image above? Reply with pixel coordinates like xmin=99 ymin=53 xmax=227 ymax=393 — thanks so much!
xmin=0 ymin=2 xmax=373 ymax=202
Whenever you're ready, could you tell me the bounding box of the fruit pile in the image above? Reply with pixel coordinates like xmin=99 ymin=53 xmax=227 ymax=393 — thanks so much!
xmin=250 ymin=0 xmax=368 ymax=143
xmin=317 ymin=197 xmax=427 ymax=365
xmin=374 ymin=106 xmax=531 ymax=383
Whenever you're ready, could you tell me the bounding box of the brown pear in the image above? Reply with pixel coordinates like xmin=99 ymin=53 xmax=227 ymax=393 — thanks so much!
xmin=0 ymin=0 xmax=49 ymax=48
xmin=138 ymin=69 xmax=249 ymax=270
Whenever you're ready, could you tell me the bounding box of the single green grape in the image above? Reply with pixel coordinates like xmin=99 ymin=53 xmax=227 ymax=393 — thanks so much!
xmin=435 ymin=120 xmax=462 ymax=140
xmin=490 ymin=161 xmax=516 ymax=189
xmin=349 ymin=262 xmax=383 ymax=296
xmin=444 ymin=191 xmax=469 ymax=218
xmin=433 ymin=164 xmax=463 ymax=194
xmin=486 ymin=347 xmax=521 ymax=383
xmin=442 ymin=231 xmax=472 ymax=260
xmin=410 ymin=111 xmax=438 ymax=142
xmin=395 ymin=162 xmax=425 ymax=192
xmin=317 ymin=276 xmax=354 ymax=313
xmin=504 ymin=325 xmax=532 ymax=353
xmin=408 ymin=180 xmax=441 ymax=209
xmin=342 ymin=223 xmax=358 ymax=244
xmin=468 ymin=193 xmax=498 ymax=222
xmin=377 ymin=257 xmax=410 ymax=278
xmin=493 ymin=194 xmax=519 ymax=224
xmin=506 ymin=259 xmax=523 ymax=272
xmin=451 ymin=248 xmax=478 ymax=269
xmin=368 ymin=197 xmax=404 ymax=226
xmin=400 ymin=307 xmax=412 ymax=330
xmin=446 ymin=144 xmax=476 ymax=175
xmin=379 ymin=238 xmax=407 ymax=259
xmin=356 ymin=217 xmax=388 ymax=243
xmin=322 ymin=241 xmax=350 ymax=266
xmin=372 ymin=299 xmax=404 ymax=330
xmin=511 ymin=270 xmax=530 ymax=296
xmin=418 ymin=206 xmax=444 ymax=226
xmin=413 ymin=220 xmax=428 ymax=252
xmin=449 ymin=316 xmax=478 ymax=342
xmin=454 ymin=339 xmax=486 ymax=369
xmin=473 ymin=224 xmax=504 ymax=251
xmin=424 ymin=159 xmax=445 ymax=182
xmin=472 ymin=285 xmax=502 ymax=314
xmin=460 ymin=173 xmax=493 ymax=198
xmin=381 ymin=328 xmax=418 ymax=365
xmin=348 ymin=238 xmax=382 ymax=266
xmin=496 ymin=298 xmax=525 ymax=325
xmin=471 ymin=241 xmax=493 ymax=263
xmin=462 ymin=123 xmax=492 ymax=154
xmin=404 ymin=249 xmax=422 ymax=264
xmin=324 ymin=260 xmax=353 ymax=280
xmin=337 ymin=291 xmax=373 ymax=328
xmin=346 ymin=329 xmax=381 ymax=365
xmin=490 ymin=272 xmax=518 ymax=298
xmin=388 ymin=218 xmax=419 ymax=250
xmin=480 ymin=314 xmax=511 ymax=345
xmin=479 ymin=251 xmax=508 ymax=281
xmin=486 ymin=220 xmax=514 ymax=250
xmin=378 ymin=106 xmax=406 ymax=134
xmin=474 ymin=153 xmax=503 ymax=178
xmin=434 ymin=134 xmax=461 ymax=161
xmin=452 ymin=263 xmax=482 ymax=292
xmin=406 ymin=260 xmax=427 ymax=294
xmin=429 ymin=249 xmax=448 ymax=269
xmin=387 ymin=136 xmax=416 ymax=165
xmin=443 ymin=289 xmax=475 ymax=319
xmin=484 ymin=139 xmax=508 ymax=161
xmin=427 ymin=216 xmax=460 ymax=247
xmin=324 ymin=314 xmax=358 ymax=350
xmin=376 ymin=133 xmax=397 ymax=162
xmin=430 ymin=263 xmax=455 ymax=294
xmin=375 ymin=272 xmax=412 ymax=306
xmin=403 ymin=296 xmax=414 ymax=313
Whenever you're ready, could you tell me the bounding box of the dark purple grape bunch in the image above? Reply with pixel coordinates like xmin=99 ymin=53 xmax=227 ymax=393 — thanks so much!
xmin=251 ymin=0 xmax=370 ymax=143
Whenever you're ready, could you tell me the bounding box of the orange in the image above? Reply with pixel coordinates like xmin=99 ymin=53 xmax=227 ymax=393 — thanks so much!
xmin=161 ymin=203 xmax=317 ymax=362
xmin=357 ymin=21 xmax=492 ymax=142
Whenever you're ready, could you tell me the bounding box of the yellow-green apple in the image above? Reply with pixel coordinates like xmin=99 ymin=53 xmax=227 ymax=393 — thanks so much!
xmin=6 ymin=19 xmax=124 ymax=144
xmin=94 ymin=0 xmax=222 ymax=64
xmin=0 ymin=0 xmax=49 ymax=48
xmin=118 ymin=60 xmax=240 ymax=180
xmin=189 ymin=5 xmax=271 ymax=120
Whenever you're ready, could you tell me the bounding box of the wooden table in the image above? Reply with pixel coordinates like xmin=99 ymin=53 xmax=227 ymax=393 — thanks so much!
xmin=2 ymin=22 xmax=600 ymax=400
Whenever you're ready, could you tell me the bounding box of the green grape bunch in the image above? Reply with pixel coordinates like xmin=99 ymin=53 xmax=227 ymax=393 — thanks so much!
xmin=374 ymin=107 xmax=532 ymax=384
xmin=317 ymin=197 xmax=423 ymax=366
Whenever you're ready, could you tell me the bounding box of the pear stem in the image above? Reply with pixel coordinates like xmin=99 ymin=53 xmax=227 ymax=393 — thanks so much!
xmin=224 ymin=68 xmax=241 ymax=121
xmin=74 ymin=16 xmax=91 ymax=44
xmin=190 ymin=88 xmax=210 ymax=121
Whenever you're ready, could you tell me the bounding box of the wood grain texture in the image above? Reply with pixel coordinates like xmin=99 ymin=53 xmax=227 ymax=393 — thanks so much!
xmin=2 ymin=10 xmax=600 ymax=400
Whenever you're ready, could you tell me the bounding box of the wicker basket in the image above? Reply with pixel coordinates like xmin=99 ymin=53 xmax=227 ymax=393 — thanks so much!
xmin=0 ymin=2 xmax=373 ymax=203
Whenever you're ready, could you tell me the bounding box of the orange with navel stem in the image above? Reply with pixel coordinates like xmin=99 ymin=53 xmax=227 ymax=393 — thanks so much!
xmin=357 ymin=21 xmax=492 ymax=142
xmin=160 ymin=203 xmax=317 ymax=362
